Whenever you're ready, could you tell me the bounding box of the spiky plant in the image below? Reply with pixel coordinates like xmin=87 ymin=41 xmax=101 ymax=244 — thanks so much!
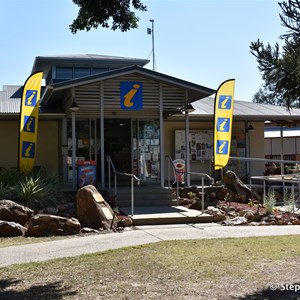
xmin=263 ymin=188 xmax=277 ymax=214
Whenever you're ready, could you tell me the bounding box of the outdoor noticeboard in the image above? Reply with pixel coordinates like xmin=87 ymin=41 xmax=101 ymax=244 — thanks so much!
xmin=175 ymin=130 xmax=213 ymax=161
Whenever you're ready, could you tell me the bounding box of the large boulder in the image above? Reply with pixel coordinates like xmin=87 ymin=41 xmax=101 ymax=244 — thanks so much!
xmin=0 ymin=200 xmax=33 ymax=226
xmin=76 ymin=185 xmax=118 ymax=231
xmin=0 ymin=221 xmax=27 ymax=237
xmin=27 ymin=214 xmax=81 ymax=237
xmin=223 ymin=171 xmax=252 ymax=203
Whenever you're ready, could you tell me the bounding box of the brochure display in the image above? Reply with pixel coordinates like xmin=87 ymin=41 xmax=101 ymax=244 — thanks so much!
xmin=77 ymin=160 xmax=97 ymax=188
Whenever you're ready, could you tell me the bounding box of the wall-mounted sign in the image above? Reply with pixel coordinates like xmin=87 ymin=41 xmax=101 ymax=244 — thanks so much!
xmin=120 ymin=82 xmax=143 ymax=110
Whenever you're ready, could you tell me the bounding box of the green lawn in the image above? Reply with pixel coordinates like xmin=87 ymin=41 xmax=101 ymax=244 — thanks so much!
xmin=1 ymin=235 xmax=300 ymax=299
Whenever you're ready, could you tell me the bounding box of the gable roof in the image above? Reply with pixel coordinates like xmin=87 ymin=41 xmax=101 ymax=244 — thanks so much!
xmin=41 ymin=65 xmax=216 ymax=107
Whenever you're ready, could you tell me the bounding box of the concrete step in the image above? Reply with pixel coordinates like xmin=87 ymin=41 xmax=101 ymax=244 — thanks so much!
xmin=113 ymin=186 xmax=176 ymax=207
xmin=121 ymin=205 xmax=214 ymax=225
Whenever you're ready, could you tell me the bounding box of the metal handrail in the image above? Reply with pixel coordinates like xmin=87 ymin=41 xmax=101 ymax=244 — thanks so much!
xmin=165 ymin=155 xmax=214 ymax=213
xmin=106 ymin=155 xmax=140 ymax=216
xmin=250 ymin=173 xmax=300 ymax=204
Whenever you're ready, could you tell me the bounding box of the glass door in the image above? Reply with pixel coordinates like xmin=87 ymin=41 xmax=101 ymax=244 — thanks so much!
xmin=66 ymin=118 xmax=99 ymax=183
xmin=132 ymin=120 xmax=160 ymax=181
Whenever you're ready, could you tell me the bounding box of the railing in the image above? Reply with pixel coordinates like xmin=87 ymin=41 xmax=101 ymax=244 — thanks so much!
xmin=250 ymin=173 xmax=300 ymax=204
xmin=165 ymin=155 xmax=214 ymax=213
xmin=229 ymin=156 xmax=300 ymax=180
xmin=106 ymin=155 xmax=140 ymax=216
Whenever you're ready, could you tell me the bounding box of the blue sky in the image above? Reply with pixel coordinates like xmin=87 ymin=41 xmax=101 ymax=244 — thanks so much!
xmin=0 ymin=0 xmax=284 ymax=101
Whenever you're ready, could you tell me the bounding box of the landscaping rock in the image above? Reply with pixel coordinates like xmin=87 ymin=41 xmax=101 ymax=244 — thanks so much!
xmin=222 ymin=216 xmax=248 ymax=226
xmin=76 ymin=185 xmax=118 ymax=231
xmin=118 ymin=217 xmax=133 ymax=227
xmin=0 ymin=200 xmax=33 ymax=226
xmin=80 ymin=227 xmax=101 ymax=234
xmin=239 ymin=209 xmax=263 ymax=222
xmin=27 ymin=214 xmax=81 ymax=237
xmin=204 ymin=206 xmax=226 ymax=222
xmin=0 ymin=220 xmax=27 ymax=237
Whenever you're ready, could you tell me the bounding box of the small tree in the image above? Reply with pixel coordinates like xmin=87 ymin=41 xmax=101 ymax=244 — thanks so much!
xmin=250 ymin=0 xmax=300 ymax=109
xmin=70 ymin=0 xmax=147 ymax=33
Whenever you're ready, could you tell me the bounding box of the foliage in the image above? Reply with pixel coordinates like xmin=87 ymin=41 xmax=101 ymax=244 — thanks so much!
xmin=70 ymin=0 xmax=147 ymax=33
xmin=0 ymin=168 xmax=62 ymax=209
xmin=187 ymin=191 xmax=197 ymax=199
xmin=1 ymin=237 xmax=300 ymax=299
xmin=283 ymin=186 xmax=295 ymax=213
xmin=263 ymin=188 xmax=277 ymax=214
xmin=248 ymin=199 xmax=254 ymax=207
xmin=250 ymin=0 xmax=300 ymax=108
xmin=224 ymin=192 xmax=231 ymax=202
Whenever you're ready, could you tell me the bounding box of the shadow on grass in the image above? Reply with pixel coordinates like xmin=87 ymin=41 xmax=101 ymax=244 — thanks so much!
xmin=0 ymin=278 xmax=77 ymax=299
xmin=237 ymin=282 xmax=300 ymax=300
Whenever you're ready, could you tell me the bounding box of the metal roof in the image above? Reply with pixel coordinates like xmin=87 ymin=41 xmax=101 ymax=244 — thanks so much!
xmin=3 ymin=83 xmax=300 ymax=123
xmin=0 ymin=86 xmax=21 ymax=113
xmin=41 ymin=65 xmax=216 ymax=107
xmin=31 ymin=54 xmax=150 ymax=78
xmin=0 ymin=85 xmax=65 ymax=116
xmin=186 ymin=97 xmax=300 ymax=122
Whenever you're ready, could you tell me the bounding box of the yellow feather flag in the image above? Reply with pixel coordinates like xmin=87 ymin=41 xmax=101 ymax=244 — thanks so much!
xmin=18 ymin=71 xmax=43 ymax=173
xmin=213 ymin=79 xmax=235 ymax=170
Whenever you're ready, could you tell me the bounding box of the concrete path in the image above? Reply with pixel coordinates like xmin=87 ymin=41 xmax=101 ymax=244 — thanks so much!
xmin=1 ymin=223 xmax=300 ymax=268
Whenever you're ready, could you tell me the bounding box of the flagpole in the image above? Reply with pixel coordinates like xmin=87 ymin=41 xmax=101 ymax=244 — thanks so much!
xmin=148 ymin=19 xmax=155 ymax=71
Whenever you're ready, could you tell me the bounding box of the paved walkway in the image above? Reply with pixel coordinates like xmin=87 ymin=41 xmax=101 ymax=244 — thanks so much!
xmin=1 ymin=223 xmax=300 ymax=268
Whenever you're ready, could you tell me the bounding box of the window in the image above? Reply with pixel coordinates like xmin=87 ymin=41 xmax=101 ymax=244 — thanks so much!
xmin=92 ymin=68 xmax=109 ymax=74
xmin=56 ymin=67 xmax=73 ymax=79
xmin=74 ymin=68 xmax=91 ymax=78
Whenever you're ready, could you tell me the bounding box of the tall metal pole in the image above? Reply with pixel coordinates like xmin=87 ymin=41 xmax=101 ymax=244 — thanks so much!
xmin=71 ymin=111 xmax=76 ymax=189
xmin=149 ymin=19 xmax=155 ymax=71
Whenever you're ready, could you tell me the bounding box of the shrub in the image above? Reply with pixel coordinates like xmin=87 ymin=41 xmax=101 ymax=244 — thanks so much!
xmin=263 ymin=188 xmax=277 ymax=214
xmin=283 ymin=186 xmax=295 ymax=213
xmin=0 ymin=168 xmax=62 ymax=209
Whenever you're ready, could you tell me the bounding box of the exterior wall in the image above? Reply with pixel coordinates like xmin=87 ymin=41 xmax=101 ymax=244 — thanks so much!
xmin=163 ymin=119 xmax=266 ymax=182
xmin=249 ymin=122 xmax=265 ymax=177
xmin=164 ymin=119 xmax=214 ymax=183
xmin=35 ymin=121 xmax=60 ymax=176
xmin=0 ymin=120 xmax=59 ymax=176
xmin=265 ymin=136 xmax=300 ymax=161
xmin=0 ymin=120 xmax=19 ymax=168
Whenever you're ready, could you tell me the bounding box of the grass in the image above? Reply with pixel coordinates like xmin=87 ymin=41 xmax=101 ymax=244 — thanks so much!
xmin=0 ymin=235 xmax=76 ymax=248
xmin=1 ymin=235 xmax=300 ymax=299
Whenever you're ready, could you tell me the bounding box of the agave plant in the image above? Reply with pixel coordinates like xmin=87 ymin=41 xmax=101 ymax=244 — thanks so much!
xmin=11 ymin=175 xmax=62 ymax=210
xmin=0 ymin=181 xmax=13 ymax=199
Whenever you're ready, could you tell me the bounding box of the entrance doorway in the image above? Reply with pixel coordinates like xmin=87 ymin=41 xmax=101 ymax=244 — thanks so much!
xmin=66 ymin=118 xmax=161 ymax=185
xmin=104 ymin=119 xmax=131 ymax=173
xmin=132 ymin=120 xmax=160 ymax=182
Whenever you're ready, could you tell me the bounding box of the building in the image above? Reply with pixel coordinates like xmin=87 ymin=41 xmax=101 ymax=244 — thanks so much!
xmin=2 ymin=54 xmax=300 ymax=188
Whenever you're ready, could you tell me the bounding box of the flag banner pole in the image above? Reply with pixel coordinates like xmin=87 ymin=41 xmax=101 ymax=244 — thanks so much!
xmin=213 ymin=79 xmax=235 ymax=171
xmin=18 ymin=71 xmax=43 ymax=173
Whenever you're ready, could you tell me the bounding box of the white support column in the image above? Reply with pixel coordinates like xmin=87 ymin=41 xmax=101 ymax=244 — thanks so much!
xmin=185 ymin=91 xmax=190 ymax=186
xmin=159 ymin=82 xmax=165 ymax=187
xmin=71 ymin=111 xmax=76 ymax=189
xmin=245 ymin=121 xmax=250 ymax=180
xmin=280 ymin=125 xmax=284 ymax=174
xmin=100 ymin=81 xmax=105 ymax=189
xmin=62 ymin=117 xmax=68 ymax=184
